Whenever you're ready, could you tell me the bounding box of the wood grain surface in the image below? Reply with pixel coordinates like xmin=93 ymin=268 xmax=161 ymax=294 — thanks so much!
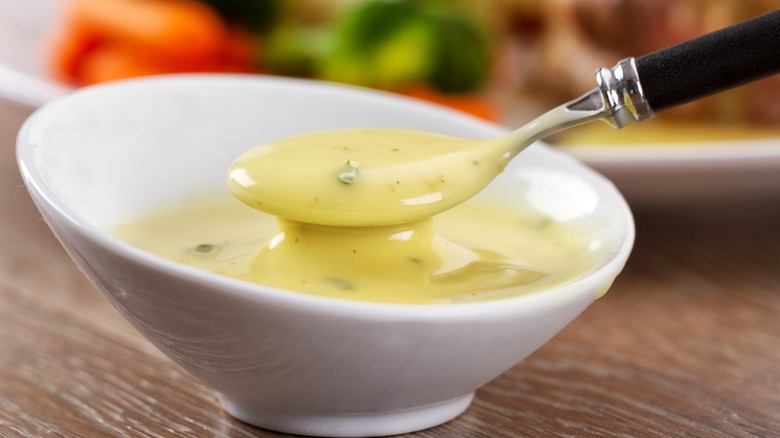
xmin=1 ymin=98 xmax=779 ymax=437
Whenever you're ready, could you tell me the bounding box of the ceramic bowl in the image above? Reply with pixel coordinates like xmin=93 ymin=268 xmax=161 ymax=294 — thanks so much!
xmin=17 ymin=75 xmax=634 ymax=437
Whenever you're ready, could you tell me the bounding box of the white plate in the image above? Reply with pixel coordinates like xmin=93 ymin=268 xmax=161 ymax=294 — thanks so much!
xmin=3 ymin=0 xmax=780 ymax=205
xmin=560 ymin=138 xmax=780 ymax=205
xmin=0 ymin=0 xmax=69 ymax=107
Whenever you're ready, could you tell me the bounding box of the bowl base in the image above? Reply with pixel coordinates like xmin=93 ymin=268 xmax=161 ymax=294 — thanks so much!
xmin=219 ymin=392 xmax=475 ymax=437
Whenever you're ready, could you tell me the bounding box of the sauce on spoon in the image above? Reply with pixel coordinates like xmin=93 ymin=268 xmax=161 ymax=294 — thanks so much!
xmin=228 ymin=105 xmax=599 ymax=226
xmin=229 ymin=128 xmax=507 ymax=226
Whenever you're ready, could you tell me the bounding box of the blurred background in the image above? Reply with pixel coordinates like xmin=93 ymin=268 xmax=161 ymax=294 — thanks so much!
xmin=2 ymin=0 xmax=780 ymax=206
xmin=39 ymin=0 xmax=780 ymax=144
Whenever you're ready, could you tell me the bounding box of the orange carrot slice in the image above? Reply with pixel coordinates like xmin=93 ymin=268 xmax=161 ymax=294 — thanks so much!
xmin=76 ymin=43 xmax=179 ymax=84
xmin=70 ymin=0 xmax=230 ymax=63
xmin=48 ymin=12 xmax=104 ymax=83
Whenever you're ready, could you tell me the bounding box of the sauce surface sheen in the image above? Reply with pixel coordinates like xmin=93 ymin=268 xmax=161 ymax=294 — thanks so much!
xmin=113 ymin=197 xmax=603 ymax=304
xmin=228 ymin=128 xmax=508 ymax=226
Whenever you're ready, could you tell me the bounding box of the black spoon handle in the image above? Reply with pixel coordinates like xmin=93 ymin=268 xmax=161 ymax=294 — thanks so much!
xmin=636 ymin=9 xmax=780 ymax=112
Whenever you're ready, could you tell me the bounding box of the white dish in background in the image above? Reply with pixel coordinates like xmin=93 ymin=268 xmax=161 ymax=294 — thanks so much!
xmin=560 ymin=138 xmax=780 ymax=205
xmin=3 ymin=0 xmax=780 ymax=205
xmin=0 ymin=0 xmax=70 ymax=107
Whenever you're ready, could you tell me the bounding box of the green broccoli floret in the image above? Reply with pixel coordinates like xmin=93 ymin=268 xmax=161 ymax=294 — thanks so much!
xmin=198 ymin=0 xmax=279 ymax=31
xmin=427 ymin=7 xmax=490 ymax=93
xmin=318 ymin=0 xmax=490 ymax=92
xmin=264 ymin=22 xmax=329 ymax=76
xmin=318 ymin=0 xmax=435 ymax=89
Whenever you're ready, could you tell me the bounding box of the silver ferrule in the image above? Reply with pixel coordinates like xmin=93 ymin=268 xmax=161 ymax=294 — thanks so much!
xmin=595 ymin=57 xmax=654 ymax=128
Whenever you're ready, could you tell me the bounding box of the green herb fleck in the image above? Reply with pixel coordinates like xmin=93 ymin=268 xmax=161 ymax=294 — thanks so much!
xmin=326 ymin=277 xmax=354 ymax=290
xmin=531 ymin=216 xmax=552 ymax=229
xmin=191 ymin=243 xmax=219 ymax=255
xmin=339 ymin=159 xmax=360 ymax=184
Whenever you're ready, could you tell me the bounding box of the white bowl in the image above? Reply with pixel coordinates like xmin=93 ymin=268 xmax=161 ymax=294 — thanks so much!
xmin=17 ymin=75 xmax=634 ymax=437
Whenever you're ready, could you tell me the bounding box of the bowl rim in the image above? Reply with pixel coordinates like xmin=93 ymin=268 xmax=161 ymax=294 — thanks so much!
xmin=16 ymin=74 xmax=635 ymax=322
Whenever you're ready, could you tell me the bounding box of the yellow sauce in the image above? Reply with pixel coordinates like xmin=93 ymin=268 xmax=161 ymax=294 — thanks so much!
xmin=228 ymin=128 xmax=509 ymax=227
xmin=115 ymin=128 xmax=605 ymax=304
xmin=113 ymin=197 xmax=602 ymax=304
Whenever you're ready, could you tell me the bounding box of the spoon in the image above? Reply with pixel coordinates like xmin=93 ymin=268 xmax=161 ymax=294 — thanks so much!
xmin=229 ymin=10 xmax=780 ymax=227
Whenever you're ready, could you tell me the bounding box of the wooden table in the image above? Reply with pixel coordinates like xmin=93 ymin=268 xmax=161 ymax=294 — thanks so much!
xmin=2 ymin=97 xmax=779 ymax=437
